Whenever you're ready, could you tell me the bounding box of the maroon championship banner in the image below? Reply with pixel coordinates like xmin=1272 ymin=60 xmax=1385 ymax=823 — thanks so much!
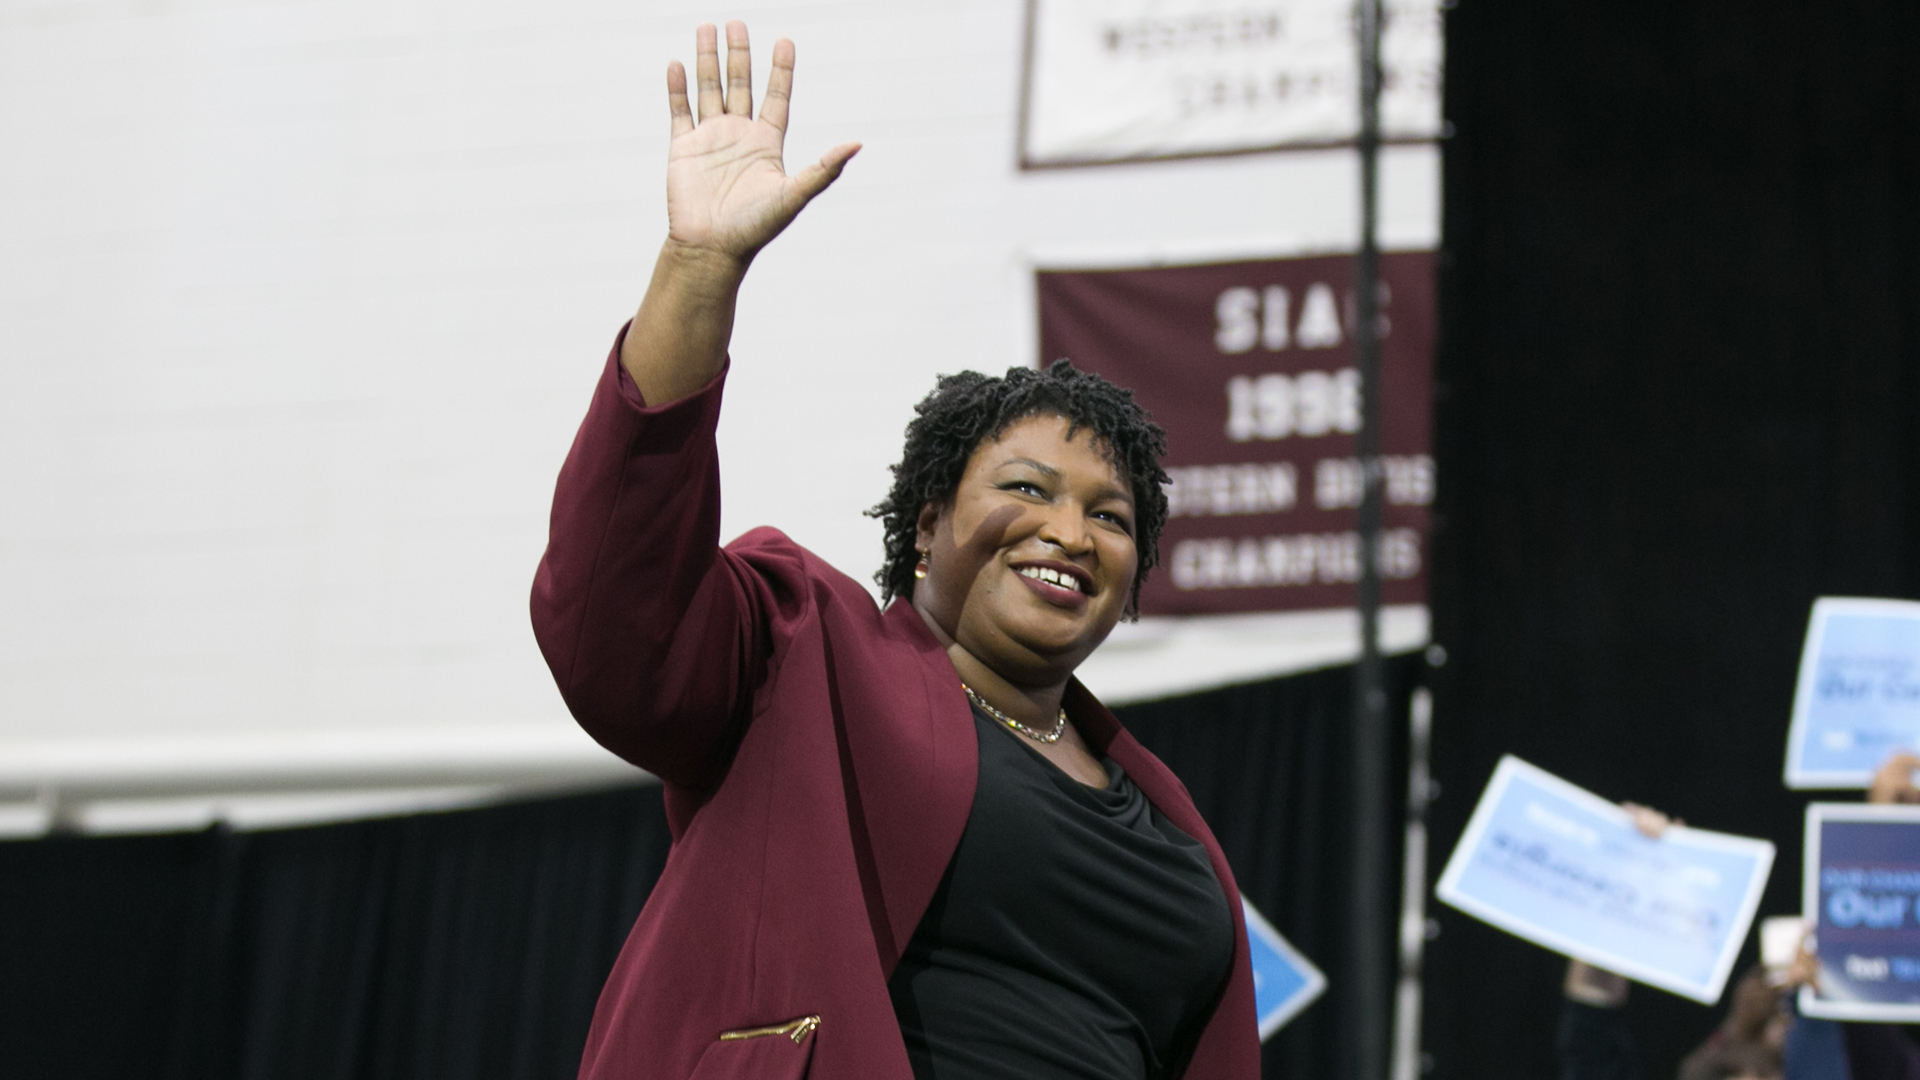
xmin=1037 ymin=252 xmax=1434 ymax=617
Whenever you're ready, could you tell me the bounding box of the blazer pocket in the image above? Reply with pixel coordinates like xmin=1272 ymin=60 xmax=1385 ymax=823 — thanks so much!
xmin=685 ymin=1015 xmax=820 ymax=1080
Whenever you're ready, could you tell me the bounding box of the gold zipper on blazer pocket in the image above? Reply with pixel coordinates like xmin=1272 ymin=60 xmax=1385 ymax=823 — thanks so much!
xmin=718 ymin=1014 xmax=820 ymax=1044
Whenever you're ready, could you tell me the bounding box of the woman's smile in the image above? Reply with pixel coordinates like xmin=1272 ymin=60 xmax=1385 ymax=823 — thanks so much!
xmin=1011 ymin=559 xmax=1094 ymax=608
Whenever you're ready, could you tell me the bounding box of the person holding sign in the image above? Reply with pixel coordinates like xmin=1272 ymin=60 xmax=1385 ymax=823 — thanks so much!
xmin=1555 ymin=807 xmax=1794 ymax=1080
xmin=1436 ymin=757 xmax=1776 ymax=1006
xmin=1791 ymin=751 xmax=1920 ymax=1079
xmin=529 ymin=21 xmax=1259 ymax=1080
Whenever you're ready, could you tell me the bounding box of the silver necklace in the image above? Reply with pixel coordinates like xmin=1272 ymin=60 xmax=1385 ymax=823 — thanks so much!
xmin=961 ymin=683 xmax=1067 ymax=744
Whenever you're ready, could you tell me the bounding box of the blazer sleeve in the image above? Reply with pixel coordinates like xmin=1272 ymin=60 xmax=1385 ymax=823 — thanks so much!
xmin=529 ymin=326 xmax=768 ymax=791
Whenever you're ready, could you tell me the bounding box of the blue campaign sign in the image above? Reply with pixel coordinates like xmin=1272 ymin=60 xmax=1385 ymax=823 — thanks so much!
xmin=1785 ymin=598 xmax=1920 ymax=789
xmin=1435 ymin=756 xmax=1775 ymax=1004
xmin=1240 ymin=897 xmax=1326 ymax=1040
xmin=1799 ymin=804 xmax=1920 ymax=1021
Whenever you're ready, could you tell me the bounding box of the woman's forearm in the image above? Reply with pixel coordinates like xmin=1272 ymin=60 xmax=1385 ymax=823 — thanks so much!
xmin=621 ymin=240 xmax=747 ymax=406
xmin=534 ymin=332 xmax=753 ymax=790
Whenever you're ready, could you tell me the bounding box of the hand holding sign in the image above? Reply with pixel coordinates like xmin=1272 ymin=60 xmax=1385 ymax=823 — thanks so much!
xmin=1869 ymin=752 xmax=1920 ymax=806
xmin=1798 ymin=802 xmax=1920 ymax=1021
xmin=1435 ymin=756 xmax=1775 ymax=1004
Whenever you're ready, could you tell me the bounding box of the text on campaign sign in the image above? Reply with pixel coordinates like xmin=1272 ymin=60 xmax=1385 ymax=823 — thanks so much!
xmin=1800 ymin=804 xmax=1920 ymax=1022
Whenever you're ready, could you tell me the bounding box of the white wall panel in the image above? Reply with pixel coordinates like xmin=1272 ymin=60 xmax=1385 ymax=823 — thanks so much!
xmin=0 ymin=0 xmax=1438 ymax=823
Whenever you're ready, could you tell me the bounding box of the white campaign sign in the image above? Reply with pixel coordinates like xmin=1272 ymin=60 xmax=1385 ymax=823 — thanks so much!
xmin=1436 ymin=757 xmax=1776 ymax=1004
xmin=1019 ymin=0 xmax=1444 ymax=167
xmin=1784 ymin=597 xmax=1920 ymax=789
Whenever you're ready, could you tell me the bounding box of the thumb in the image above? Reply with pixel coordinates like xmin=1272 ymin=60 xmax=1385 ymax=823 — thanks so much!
xmin=791 ymin=142 xmax=861 ymax=204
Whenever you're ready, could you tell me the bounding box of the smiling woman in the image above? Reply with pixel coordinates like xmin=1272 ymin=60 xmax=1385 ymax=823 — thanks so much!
xmin=529 ymin=21 xmax=1259 ymax=1080
xmin=868 ymin=369 xmax=1173 ymax=789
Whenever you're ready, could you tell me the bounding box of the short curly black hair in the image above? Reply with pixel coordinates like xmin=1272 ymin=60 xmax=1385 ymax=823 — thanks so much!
xmin=866 ymin=360 xmax=1170 ymax=617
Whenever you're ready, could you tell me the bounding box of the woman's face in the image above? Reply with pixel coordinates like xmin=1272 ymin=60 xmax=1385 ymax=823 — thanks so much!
xmin=912 ymin=413 xmax=1139 ymax=687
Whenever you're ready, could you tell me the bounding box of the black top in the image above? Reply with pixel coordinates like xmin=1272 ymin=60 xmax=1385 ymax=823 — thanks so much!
xmin=888 ymin=705 xmax=1236 ymax=1080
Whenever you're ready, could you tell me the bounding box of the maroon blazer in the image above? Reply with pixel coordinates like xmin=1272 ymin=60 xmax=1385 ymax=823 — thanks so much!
xmin=531 ymin=330 xmax=1261 ymax=1080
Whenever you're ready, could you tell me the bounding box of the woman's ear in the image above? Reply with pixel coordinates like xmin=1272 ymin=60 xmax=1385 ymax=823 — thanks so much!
xmin=914 ymin=500 xmax=943 ymax=554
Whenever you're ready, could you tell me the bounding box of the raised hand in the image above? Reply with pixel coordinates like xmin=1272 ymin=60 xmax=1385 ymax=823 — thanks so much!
xmin=1620 ymin=801 xmax=1678 ymax=838
xmin=664 ymin=22 xmax=859 ymax=266
xmin=1869 ymin=751 xmax=1920 ymax=804
xmin=620 ymin=22 xmax=859 ymax=406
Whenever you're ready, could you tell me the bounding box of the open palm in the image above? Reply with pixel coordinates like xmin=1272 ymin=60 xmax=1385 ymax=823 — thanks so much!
xmin=664 ymin=23 xmax=859 ymax=263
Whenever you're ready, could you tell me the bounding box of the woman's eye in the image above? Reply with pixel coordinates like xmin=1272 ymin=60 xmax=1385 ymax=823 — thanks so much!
xmin=1003 ymin=481 xmax=1045 ymax=497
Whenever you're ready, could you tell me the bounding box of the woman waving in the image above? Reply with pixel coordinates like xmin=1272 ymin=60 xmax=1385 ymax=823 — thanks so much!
xmin=532 ymin=21 xmax=1260 ymax=1080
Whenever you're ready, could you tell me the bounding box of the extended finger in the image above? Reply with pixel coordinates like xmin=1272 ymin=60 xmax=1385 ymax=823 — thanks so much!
xmin=725 ymin=20 xmax=753 ymax=117
xmin=791 ymin=141 xmax=861 ymax=202
xmin=666 ymin=60 xmax=693 ymax=138
xmin=694 ymin=23 xmax=723 ymax=122
xmin=760 ymin=38 xmax=796 ymax=133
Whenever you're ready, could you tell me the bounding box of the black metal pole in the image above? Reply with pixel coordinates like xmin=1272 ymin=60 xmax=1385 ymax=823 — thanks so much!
xmin=1349 ymin=0 xmax=1391 ymax=1077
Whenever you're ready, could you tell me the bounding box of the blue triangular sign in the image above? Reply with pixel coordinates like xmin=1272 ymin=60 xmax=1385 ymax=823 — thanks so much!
xmin=1242 ymin=897 xmax=1328 ymax=1040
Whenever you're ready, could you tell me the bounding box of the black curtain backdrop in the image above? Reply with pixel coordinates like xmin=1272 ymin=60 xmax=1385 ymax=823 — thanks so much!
xmin=0 ymin=787 xmax=673 ymax=1080
xmin=1427 ymin=2 xmax=1920 ymax=1079
xmin=0 ymin=657 xmax=1414 ymax=1080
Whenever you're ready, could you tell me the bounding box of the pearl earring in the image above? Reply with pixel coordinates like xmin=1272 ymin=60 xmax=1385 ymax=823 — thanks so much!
xmin=913 ymin=551 xmax=929 ymax=580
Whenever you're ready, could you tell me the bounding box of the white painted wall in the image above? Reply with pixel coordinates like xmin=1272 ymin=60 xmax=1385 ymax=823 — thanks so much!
xmin=0 ymin=0 xmax=1438 ymax=831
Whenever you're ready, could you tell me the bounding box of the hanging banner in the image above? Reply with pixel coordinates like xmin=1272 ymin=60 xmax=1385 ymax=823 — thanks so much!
xmin=1784 ymin=597 xmax=1920 ymax=790
xmin=1018 ymin=0 xmax=1444 ymax=168
xmin=1036 ymin=251 xmax=1432 ymax=617
xmin=1799 ymin=803 xmax=1920 ymax=1021
xmin=1435 ymin=756 xmax=1776 ymax=1005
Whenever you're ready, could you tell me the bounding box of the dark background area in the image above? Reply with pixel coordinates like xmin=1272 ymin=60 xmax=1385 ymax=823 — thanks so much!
xmin=0 ymin=659 xmax=1414 ymax=1080
xmin=1424 ymin=1 xmax=1920 ymax=1077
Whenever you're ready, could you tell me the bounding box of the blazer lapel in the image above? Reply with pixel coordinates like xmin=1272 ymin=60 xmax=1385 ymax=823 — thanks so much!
xmin=838 ymin=601 xmax=977 ymax=973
